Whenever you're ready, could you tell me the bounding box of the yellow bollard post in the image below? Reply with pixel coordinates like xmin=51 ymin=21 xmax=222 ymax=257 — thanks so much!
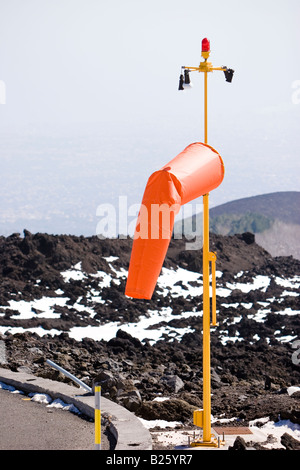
xmin=94 ymin=385 xmax=101 ymax=450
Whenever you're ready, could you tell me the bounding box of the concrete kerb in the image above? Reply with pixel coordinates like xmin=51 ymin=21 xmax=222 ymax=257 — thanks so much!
xmin=0 ymin=367 xmax=272 ymax=451
xmin=0 ymin=367 xmax=152 ymax=451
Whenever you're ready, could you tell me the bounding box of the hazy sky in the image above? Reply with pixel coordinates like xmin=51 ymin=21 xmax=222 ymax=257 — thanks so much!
xmin=0 ymin=0 xmax=299 ymax=236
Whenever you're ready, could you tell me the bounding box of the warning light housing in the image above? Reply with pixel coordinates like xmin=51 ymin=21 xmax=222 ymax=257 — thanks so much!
xmin=202 ymin=38 xmax=210 ymax=52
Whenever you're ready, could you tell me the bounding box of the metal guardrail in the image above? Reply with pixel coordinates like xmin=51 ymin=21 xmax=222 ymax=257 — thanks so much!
xmin=46 ymin=359 xmax=92 ymax=393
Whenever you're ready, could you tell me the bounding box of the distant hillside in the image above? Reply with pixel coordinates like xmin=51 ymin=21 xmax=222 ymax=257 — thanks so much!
xmin=210 ymin=191 xmax=300 ymax=225
xmin=175 ymin=192 xmax=300 ymax=260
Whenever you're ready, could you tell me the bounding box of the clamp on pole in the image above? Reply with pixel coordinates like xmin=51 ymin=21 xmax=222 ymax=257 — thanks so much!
xmin=208 ymin=251 xmax=218 ymax=327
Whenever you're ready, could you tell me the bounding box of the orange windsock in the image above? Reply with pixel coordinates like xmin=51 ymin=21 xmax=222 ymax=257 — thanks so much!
xmin=125 ymin=142 xmax=224 ymax=299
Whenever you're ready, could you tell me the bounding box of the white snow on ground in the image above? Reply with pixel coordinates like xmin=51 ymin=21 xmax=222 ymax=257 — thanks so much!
xmin=248 ymin=417 xmax=300 ymax=449
xmin=1 ymin=262 xmax=299 ymax=450
xmin=69 ymin=307 xmax=196 ymax=344
xmin=3 ymin=296 xmax=69 ymax=320
xmin=139 ymin=417 xmax=182 ymax=429
xmin=0 ymin=381 xmax=80 ymax=414
xmin=275 ymin=276 xmax=300 ymax=289
xmin=61 ymin=262 xmax=87 ymax=282
xmin=157 ymin=267 xmax=202 ymax=298
xmin=226 ymin=275 xmax=271 ymax=293
xmin=0 ymin=263 xmax=299 ymax=347
xmin=287 ymin=386 xmax=300 ymax=395
xmin=140 ymin=414 xmax=300 ymax=450
xmin=0 ymin=325 xmax=62 ymax=337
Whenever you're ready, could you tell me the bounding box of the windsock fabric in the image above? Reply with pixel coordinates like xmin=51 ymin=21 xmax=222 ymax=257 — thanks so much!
xmin=125 ymin=142 xmax=224 ymax=299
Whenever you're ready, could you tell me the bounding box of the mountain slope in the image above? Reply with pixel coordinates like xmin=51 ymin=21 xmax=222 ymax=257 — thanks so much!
xmin=210 ymin=191 xmax=300 ymax=224
xmin=175 ymin=192 xmax=300 ymax=259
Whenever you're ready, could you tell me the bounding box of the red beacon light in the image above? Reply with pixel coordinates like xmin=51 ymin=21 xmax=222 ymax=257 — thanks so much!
xmin=202 ymin=38 xmax=210 ymax=52
xmin=201 ymin=38 xmax=210 ymax=60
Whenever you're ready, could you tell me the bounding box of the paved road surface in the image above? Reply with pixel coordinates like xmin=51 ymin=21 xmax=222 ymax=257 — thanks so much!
xmin=0 ymin=387 xmax=110 ymax=450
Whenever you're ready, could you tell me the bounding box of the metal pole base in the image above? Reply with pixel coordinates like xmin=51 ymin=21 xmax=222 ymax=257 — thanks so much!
xmin=190 ymin=434 xmax=225 ymax=448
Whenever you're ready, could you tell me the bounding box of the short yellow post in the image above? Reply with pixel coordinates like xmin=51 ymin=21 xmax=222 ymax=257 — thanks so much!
xmin=95 ymin=385 xmax=101 ymax=450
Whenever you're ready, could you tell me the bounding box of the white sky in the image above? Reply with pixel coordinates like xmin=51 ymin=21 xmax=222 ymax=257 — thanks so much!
xmin=0 ymin=0 xmax=299 ymax=235
xmin=1 ymin=0 xmax=300 ymax=128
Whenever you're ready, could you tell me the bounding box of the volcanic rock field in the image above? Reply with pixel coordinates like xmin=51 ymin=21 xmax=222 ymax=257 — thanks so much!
xmin=0 ymin=230 xmax=299 ymax=449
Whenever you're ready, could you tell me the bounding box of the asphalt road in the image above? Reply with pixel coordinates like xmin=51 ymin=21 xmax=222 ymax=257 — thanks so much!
xmin=0 ymin=387 xmax=110 ymax=450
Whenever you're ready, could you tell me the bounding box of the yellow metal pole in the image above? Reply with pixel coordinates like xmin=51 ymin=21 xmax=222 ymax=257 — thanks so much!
xmin=183 ymin=38 xmax=232 ymax=447
xmin=202 ymin=192 xmax=211 ymax=442
xmin=204 ymin=70 xmax=208 ymax=144
xmin=202 ymin=67 xmax=212 ymax=443
xmin=95 ymin=385 xmax=101 ymax=450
